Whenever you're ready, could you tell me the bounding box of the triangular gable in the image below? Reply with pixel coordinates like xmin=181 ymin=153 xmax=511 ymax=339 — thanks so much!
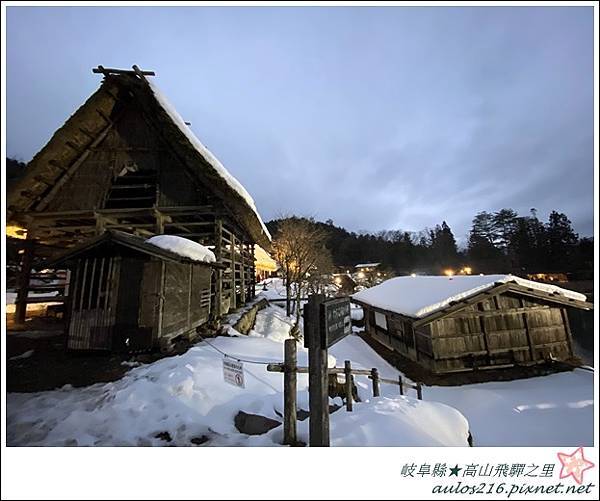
xmin=7 ymin=69 xmax=271 ymax=249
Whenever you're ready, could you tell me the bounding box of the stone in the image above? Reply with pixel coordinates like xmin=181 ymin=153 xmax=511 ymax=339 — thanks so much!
xmin=234 ymin=411 xmax=281 ymax=435
xmin=154 ymin=431 xmax=172 ymax=442
xmin=190 ymin=435 xmax=209 ymax=446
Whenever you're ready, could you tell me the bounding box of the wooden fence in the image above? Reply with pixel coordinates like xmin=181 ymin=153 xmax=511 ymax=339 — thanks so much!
xmin=267 ymin=360 xmax=423 ymax=411
xmin=266 ymin=339 xmax=424 ymax=446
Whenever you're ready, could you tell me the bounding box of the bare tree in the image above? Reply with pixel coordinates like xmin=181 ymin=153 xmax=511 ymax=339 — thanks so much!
xmin=305 ymin=250 xmax=334 ymax=295
xmin=272 ymin=218 xmax=331 ymax=329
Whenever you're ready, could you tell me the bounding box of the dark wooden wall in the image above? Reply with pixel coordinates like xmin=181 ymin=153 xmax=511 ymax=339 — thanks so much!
xmin=362 ymin=290 xmax=576 ymax=374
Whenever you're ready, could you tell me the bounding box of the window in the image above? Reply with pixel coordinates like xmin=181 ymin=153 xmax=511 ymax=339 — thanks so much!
xmin=374 ymin=311 xmax=388 ymax=330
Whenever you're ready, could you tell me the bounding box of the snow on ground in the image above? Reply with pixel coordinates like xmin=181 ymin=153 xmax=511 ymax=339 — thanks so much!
xmin=330 ymin=336 xmax=594 ymax=446
xmin=6 ymin=305 xmax=468 ymax=447
xmin=255 ymin=278 xmax=288 ymax=302
xmin=352 ymin=274 xmax=588 ymax=318
xmin=146 ymin=235 xmax=216 ymax=263
xmin=6 ymin=278 xmax=594 ymax=446
xmin=422 ymin=369 xmax=594 ymax=446
xmin=350 ymin=303 xmax=364 ymax=321
xmin=5 ymin=291 xmax=61 ymax=313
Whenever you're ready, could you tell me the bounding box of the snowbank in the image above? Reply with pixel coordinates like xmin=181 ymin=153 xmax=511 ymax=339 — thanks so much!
xmin=352 ymin=274 xmax=587 ymax=318
xmin=326 ymin=396 xmax=469 ymax=446
xmin=6 ymin=306 xmax=469 ymax=447
xmin=148 ymin=81 xmax=271 ymax=241
xmin=146 ymin=235 xmax=216 ymax=263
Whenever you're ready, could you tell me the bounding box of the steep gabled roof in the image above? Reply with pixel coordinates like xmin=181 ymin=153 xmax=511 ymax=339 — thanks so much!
xmin=352 ymin=274 xmax=593 ymax=321
xmin=7 ymin=69 xmax=271 ymax=248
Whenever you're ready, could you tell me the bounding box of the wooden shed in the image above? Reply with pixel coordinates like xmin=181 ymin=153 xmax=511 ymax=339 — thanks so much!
xmin=7 ymin=65 xmax=271 ymax=326
xmin=352 ymin=275 xmax=593 ymax=374
xmin=48 ymin=230 xmax=221 ymax=352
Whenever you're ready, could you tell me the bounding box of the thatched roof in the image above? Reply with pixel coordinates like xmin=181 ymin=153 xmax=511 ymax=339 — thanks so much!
xmin=7 ymin=69 xmax=271 ymax=249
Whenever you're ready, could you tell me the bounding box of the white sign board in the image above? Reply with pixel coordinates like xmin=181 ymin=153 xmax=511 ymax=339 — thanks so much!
xmin=223 ymin=358 xmax=245 ymax=388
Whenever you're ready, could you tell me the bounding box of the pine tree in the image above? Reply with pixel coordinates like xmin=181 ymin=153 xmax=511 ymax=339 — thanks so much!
xmin=545 ymin=211 xmax=579 ymax=271
xmin=493 ymin=209 xmax=519 ymax=251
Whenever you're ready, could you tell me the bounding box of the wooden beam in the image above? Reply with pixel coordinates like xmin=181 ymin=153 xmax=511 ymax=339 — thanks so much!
xmin=560 ymin=308 xmax=575 ymax=357
xmin=214 ymin=218 xmax=223 ymax=318
xmin=230 ymin=234 xmax=237 ymax=310
xmin=520 ymin=298 xmax=536 ymax=362
xmin=14 ymin=238 xmax=35 ymax=324
xmin=93 ymin=65 xmax=155 ymax=77
xmin=476 ymin=301 xmax=491 ymax=363
xmin=240 ymin=242 xmax=246 ymax=304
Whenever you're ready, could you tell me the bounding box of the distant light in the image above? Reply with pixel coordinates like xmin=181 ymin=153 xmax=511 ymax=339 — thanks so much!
xmin=357 ymin=271 xmax=365 ymax=279
xmin=377 ymin=272 xmax=381 ymax=277
xmin=335 ymin=277 xmax=342 ymax=284
xmin=410 ymin=273 xmax=417 ymax=277
xmin=6 ymin=225 xmax=27 ymax=240
xmin=480 ymin=273 xmax=484 ymax=276
xmin=462 ymin=266 xmax=472 ymax=275
xmin=444 ymin=269 xmax=455 ymax=277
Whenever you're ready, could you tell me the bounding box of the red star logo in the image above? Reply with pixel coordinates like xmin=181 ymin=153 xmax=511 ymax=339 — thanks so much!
xmin=557 ymin=447 xmax=595 ymax=484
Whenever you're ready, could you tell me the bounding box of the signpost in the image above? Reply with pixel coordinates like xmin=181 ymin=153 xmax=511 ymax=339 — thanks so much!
xmin=304 ymin=294 xmax=352 ymax=447
xmin=223 ymin=358 xmax=245 ymax=388
xmin=321 ymin=297 xmax=352 ymax=348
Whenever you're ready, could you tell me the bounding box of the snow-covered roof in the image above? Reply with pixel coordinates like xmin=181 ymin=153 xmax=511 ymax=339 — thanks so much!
xmin=148 ymin=81 xmax=271 ymax=243
xmin=352 ymin=274 xmax=588 ymax=319
xmin=355 ymin=262 xmax=380 ymax=269
xmin=146 ymin=235 xmax=216 ymax=263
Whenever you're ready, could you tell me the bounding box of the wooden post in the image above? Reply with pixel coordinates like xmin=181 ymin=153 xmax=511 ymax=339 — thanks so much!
xmin=371 ymin=368 xmax=380 ymax=397
xmin=153 ymin=208 xmax=165 ymax=234
xmin=230 ymin=233 xmax=237 ymax=310
xmin=416 ymin=382 xmax=423 ymax=400
xmin=240 ymin=242 xmax=246 ymax=305
xmin=214 ymin=218 xmax=223 ymax=318
xmin=305 ymin=294 xmax=329 ymax=446
xmin=15 ymin=238 xmax=35 ymax=325
xmin=250 ymin=243 xmax=256 ymax=300
xmin=560 ymin=308 xmax=575 ymax=357
xmin=283 ymin=338 xmax=297 ymax=446
xmin=520 ymin=297 xmax=536 ymax=362
xmin=398 ymin=375 xmax=404 ymax=395
xmin=344 ymin=360 xmax=353 ymax=412
xmin=95 ymin=212 xmax=106 ymax=235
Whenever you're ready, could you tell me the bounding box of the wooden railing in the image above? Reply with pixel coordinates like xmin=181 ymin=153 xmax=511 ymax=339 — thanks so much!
xmin=267 ymin=359 xmax=423 ymax=412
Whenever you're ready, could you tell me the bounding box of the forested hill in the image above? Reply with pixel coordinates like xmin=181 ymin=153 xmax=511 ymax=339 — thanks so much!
xmin=266 ymin=212 xmax=593 ymax=277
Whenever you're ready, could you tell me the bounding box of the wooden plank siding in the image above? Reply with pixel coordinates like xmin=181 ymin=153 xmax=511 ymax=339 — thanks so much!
xmin=357 ymin=288 xmax=581 ymax=374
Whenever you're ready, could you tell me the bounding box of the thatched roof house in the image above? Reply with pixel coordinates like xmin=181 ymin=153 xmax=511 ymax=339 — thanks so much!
xmin=8 ymin=65 xmax=270 ymax=327
xmin=353 ymin=274 xmax=593 ymax=373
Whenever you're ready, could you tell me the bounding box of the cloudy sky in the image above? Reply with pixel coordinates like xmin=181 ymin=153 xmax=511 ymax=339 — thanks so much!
xmin=6 ymin=6 xmax=595 ymax=241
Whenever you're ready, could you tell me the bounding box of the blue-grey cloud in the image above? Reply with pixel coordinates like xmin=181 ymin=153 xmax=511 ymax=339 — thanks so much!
xmin=6 ymin=6 xmax=594 ymax=240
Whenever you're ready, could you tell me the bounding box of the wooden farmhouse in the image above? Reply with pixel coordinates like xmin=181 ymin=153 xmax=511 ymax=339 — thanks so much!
xmin=352 ymin=274 xmax=593 ymax=374
xmin=7 ymin=65 xmax=271 ymax=346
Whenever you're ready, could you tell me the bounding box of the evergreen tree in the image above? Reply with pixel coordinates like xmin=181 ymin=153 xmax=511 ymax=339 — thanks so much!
xmin=545 ymin=211 xmax=579 ymax=271
xmin=430 ymin=221 xmax=459 ymax=268
xmin=493 ymin=208 xmax=519 ymax=251
xmin=469 ymin=211 xmax=498 ymax=246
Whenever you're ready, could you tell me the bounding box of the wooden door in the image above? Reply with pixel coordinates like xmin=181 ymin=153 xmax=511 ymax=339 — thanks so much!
xmin=67 ymin=256 xmax=120 ymax=350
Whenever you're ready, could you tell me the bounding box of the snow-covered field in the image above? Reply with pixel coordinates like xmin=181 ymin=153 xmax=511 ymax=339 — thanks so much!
xmin=6 ymin=284 xmax=594 ymax=447
xmin=7 ymin=305 xmax=468 ymax=447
